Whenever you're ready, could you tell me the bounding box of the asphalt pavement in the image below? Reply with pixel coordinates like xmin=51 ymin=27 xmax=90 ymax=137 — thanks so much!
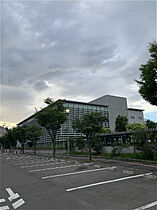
xmin=0 ymin=152 xmax=157 ymax=210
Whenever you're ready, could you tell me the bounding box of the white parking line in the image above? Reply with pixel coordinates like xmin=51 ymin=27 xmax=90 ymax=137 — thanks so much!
xmin=66 ymin=172 xmax=152 ymax=192
xmin=0 ymin=206 xmax=9 ymax=210
xmin=0 ymin=199 xmax=5 ymax=203
xmin=42 ymin=166 xmax=117 ymax=179
xmin=21 ymin=161 xmax=73 ymax=168
xmin=133 ymin=201 xmax=157 ymax=210
xmin=6 ymin=188 xmax=19 ymax=201
xmin=12 ymin=198 xmax=25 ymax=209
xmin=16 ymin=160 xmax=52 ymax=165
xmin=29 ymin=163 xmax=92 ymax=172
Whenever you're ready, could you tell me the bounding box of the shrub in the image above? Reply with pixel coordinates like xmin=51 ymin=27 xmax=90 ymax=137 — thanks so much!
xmin=92 ymin=136 xmax=103 ymax=154
xmin=140 ymin=143 xmax=157 ymax=160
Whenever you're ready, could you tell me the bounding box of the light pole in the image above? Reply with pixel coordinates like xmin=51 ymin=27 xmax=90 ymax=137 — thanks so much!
xmin=65 ymin=108 xmax=70 ymax=158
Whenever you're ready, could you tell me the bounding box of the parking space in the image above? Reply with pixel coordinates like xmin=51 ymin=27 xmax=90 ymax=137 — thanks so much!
xmin=0 ymin=152 xmax=157 ymax=209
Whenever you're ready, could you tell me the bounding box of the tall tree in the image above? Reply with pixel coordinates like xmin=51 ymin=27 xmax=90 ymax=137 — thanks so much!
xmin=0 ymin=128 xmax=17 ymax=150
xmin=136 ymin=42 xmax=157 ymax=106
xmin=145 ymin=120 xmax=156 ymax=142
xmin=35 ymin=98 xmax=67 ymax=158
xmin=115 ymin=115 xmax=128 ymax=132
xmin=26 ymin=125 xmax=42 ymax=155
xmin=145 ymin=120 xmax=156 ymax=129
xmin=13 ymin=126 xmax=28 ymax=154
xmin=72 ymin=112 xmax=107 ymax=160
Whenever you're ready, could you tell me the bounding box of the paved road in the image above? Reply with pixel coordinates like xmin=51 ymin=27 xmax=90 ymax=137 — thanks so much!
xmin=0 ymin=152 xmax=157 ymax=210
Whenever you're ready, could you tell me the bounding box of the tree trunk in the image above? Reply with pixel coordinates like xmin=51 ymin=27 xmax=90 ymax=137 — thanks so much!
xmin=33 ymin=140 xmax=36 ymax=155
xmin=53 ymin=140 xmax=56 ymax=158
xmin=48 ymin=130 xmax=56 ymax=159
xmin=22 ymin=143 xmax=24 ymax=154
xmin=88 ymin=138 xmax=92 ymax=161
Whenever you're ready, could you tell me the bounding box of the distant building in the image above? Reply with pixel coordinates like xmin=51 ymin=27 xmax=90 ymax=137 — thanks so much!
xmin=0 ymin=126 xmax=7 ymax=137
xmin=127 ymin=108 xmax=144 ymax=124
xmin=17 ymin=95 xmax=144 ymax=146
xmin=90 ymin=95 xmax=144 ymax=130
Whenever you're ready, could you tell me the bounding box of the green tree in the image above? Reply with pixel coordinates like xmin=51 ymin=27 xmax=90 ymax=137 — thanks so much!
xmin=12 ymin=126 xmax=28 ymax=154
xmin=145 ymin=119 xmax=156 ymax=129
xmin=126 ymin=123 xmax=146 ymax=131
xmin=75 ymin=136 xmax=85 ymax=153
xmin=26 ymin=125 xmax=42 ymax=155
xmin=92 ymin=135 xmax=103 ymax=154
xmin=136 ymin=42 xmax=157 ymax=106
xmin=0 ymin=128 xmax=17 ymax=150
xmin=35 ymin=98 xmax=67 ymax=158
xmin=115 ymin=115 xmax=128 ymax=132
xmin=0 ymin=135 xmax=8 ymax=149
xmin=6 ymin=128 xmax=17 ymax=148
xmin=145 ymin=120 xmax=156 ymax=142
xmin=72 ymin=112 xmax=107 ymax=160
xmin=132 ymin=130 xmax=147 ymax=148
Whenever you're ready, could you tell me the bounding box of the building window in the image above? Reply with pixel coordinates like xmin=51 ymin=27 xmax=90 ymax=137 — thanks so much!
xmin=138 ymin=116 xmax=142 ymax=120
xmin=131 ymin=116 xmax=135 ymax=119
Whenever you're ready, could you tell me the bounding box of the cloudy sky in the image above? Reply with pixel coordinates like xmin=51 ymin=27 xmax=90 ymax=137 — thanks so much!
xmin=1 ymin=0 xmax=157 ymax=128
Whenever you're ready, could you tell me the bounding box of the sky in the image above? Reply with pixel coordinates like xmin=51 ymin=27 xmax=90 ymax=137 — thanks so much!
xmin=1 ymin=0 xmax=157 ymax=128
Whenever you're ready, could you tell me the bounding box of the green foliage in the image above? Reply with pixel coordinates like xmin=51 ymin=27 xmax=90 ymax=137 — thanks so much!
xmin=92 ymin=136 xmax=103 ymax=154
xmin=136 ymin=42 xmax=157 ymax=106
xmin=102 ymin=127 xmax=112 ymax=133
xmin=126 ymin=120 xmax=156 ymax=142
xmin=145 ymin=120 xmax=156 ymax=129
xmin=75 ymin=136 xmax=85 ymax=153
xmin=35 ymin=98 xmax=67 ymax=158
xmin=115 ymin=115 xmax=128 ymax=132
xmin=146 ymin=131 xmax=157 ymax=142
xmin=111 ymin=142 xmax=127 ymax=156
xmin=26 ymin=125 xmax=42 ymax=155
xmin=131 ymin=130 xmax=157 ymax=160
xmin=12 ymin=126 xmax=28 ymax=153
xmin=132 ymin=130 xmax=147 ymax=149
xmin=126 ymin=123 xmax=146 ymax=131
xmin=140 ymin=143 xmax=157 ymax=160
xmin=0 ymin=135 xmax=9 ymax=149
xmin=72 ymin=112 xmax=107 ymax=160
xmin=2 ymin=128 xmax=17 ymax=149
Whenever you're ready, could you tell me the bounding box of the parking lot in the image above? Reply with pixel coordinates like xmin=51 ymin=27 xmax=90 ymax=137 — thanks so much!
xmin=0 ymin=152 xmax=157 ymax=210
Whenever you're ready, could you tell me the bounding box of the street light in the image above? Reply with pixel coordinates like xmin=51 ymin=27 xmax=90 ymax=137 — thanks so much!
xmin=65 ymin=108 xmax=70 ymax=158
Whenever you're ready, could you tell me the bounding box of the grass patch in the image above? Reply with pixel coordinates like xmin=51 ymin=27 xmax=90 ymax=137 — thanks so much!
xmin=70 ymin=151 xmax=89 ymax=155
xmin=100 ymin=152 xmax=157 ymax=164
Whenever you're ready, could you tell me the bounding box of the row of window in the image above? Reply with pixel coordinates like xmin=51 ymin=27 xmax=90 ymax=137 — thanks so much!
xmin=64 ymin=103 xmax=108 ymax=112
xmin=130 ymin=116 xmax=143 ymax=120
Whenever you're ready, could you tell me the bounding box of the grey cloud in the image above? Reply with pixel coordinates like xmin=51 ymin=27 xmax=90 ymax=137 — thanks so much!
xmin=1 ymin=0 xmax=156 ymax=123
xmin=33 ymin=81 xmax=49 ymax=91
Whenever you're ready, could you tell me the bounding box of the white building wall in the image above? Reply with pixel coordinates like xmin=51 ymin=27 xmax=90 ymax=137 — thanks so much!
xmin=90 ymin=95 xmax=128 ymax=131
xmin=128 ymin=109 xmax=144 ymax=124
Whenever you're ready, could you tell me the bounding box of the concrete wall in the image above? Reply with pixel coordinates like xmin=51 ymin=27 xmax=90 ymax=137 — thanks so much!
xmin=25 ymin=149 xmax=67 ymax=155
xmin=102 ymin=146 xmax=137 ymax=154
xmin=128 ymin=109 xmax=144 ymax=124
xmin=90 ymin=95 xmax=128 ymax=131
xmin=25 ymin=146 xmax=138 ymax=155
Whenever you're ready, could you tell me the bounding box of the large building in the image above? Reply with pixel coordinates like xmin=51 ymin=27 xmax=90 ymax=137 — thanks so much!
xmin=18 ymin=100 xmax=109 ymax=146
xmin=17 ymin=95 xmax=144 ymax=146
xmin=90 ymin=95 xmax=144 ymax=130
